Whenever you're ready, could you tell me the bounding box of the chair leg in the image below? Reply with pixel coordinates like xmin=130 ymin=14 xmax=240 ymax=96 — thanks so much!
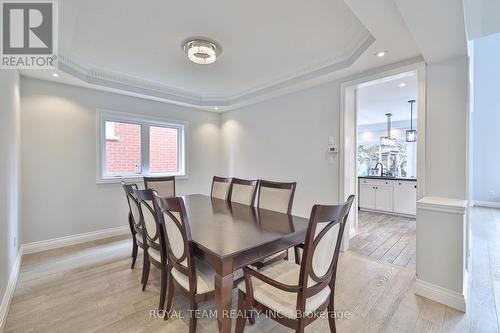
xmin=327 ymin=301 xmax=337 ymax=333
xmin=294 ymin=246 xmax=301 ymax=265
xmin=142 ymin=253 xmax=150 ymax=291
xmin=189 ymin=300 xmax=198 ymax=333
xmin=131 ymin=241 xmax=138 ymax=269
xmin=235 ymin=290 xmax=247 ymax=333
xmin=164 ymin=271 xmax=175 ymax=321
xmin=296 ymin=318 xmax=305 ymax=333
xmin=159 ymin=269 xmax=167 ymax=310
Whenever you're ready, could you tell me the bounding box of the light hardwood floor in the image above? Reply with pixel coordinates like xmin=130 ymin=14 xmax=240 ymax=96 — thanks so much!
xmin=6 ymin=207 xmax=500 ymax=332
xmin=350 ymin=211 xmax=416 ymax=269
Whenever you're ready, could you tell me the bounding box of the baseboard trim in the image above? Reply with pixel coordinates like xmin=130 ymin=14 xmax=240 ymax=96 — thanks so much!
xmin=359 ymin=208 xmax=415 ymax=218
xmin=23 ymin=226 xmax=130 ymax=255
xmin=0 ymin=247 xmax=23 ymax=333
xmin=415 ymin=278 xmax=466 ymax=312
xmin=473 ymin=200 xmax=500 ymax=209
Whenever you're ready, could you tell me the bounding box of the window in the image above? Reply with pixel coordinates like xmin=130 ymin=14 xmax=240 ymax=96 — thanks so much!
xmin=98 ymin=110 xmax=186 ymax=181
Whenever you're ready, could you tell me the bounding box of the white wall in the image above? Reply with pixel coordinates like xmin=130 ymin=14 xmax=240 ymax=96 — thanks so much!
xmin=425 ymin=56 xmax=468 ymax=200
xmin=472 ymin=33 xmax=500 ymax=204
xmin=0 ymin=70 xmax=21 ymax=320
xmin=221 ymin=81 xmax=341 ymax=218
xmin=20 ymin=78 xmax=221 ymax=243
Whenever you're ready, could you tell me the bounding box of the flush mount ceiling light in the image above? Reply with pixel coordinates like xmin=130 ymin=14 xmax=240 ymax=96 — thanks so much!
xmin=398 ymin=82 xmax=407 ymax=88
xmin=182 ymin=38 xmax=221 ymax=65
xmin=375 ymin=50 xmax=387 ymax=58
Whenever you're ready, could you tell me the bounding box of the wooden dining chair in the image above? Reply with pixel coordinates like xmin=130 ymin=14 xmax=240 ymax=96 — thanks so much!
xmin=229 ymin=178 xmax=259 ymax=206
xmin=235 ymin=195 xmax=355 ymax=333
xmin=153 ymin=194 xmax=244 ymax=333
xmin=211 ymin=176 xmax=232 ymax=200
xmin=144 ymin=176 xmax=175 ymax=198
xmin=134 ymin=188 xmax=170 ymax=310
xmin=121 ymin=182 xmax=147 ymax=272
xmin=253 ymin=180 xmax=297 ymax=268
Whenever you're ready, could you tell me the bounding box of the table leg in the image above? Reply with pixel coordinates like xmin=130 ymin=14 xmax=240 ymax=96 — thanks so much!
xmin=215 ymin=272 xmax=234 ymax=333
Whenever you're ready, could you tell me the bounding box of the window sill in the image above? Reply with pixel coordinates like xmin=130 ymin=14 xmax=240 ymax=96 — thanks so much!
xmin=96 ymin=174 xmax=188 ymax=185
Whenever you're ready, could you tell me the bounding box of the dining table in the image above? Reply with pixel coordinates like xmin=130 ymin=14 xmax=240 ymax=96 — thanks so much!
xmin=180 ymin=194 xmax=310 ymax=333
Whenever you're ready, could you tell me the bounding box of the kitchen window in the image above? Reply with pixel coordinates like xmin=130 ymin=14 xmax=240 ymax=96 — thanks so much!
xmin=97 ymin=110 xmax=186 ymax=182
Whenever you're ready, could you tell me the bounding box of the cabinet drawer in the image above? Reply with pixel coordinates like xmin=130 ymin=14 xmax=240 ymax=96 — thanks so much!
xmin=359 ymin=179 xmax=394 ymax=187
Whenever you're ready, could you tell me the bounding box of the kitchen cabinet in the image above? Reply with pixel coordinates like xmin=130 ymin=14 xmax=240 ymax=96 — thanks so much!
xmin=375 ymin=185 xmax=394 ymax=212
xmin=358 ymin=178 xmax=416 ymax=216
xmin=394 ymin=181 xmax=417 ymax=215
xmin=359 ymin=184 xmax=376 ymax=209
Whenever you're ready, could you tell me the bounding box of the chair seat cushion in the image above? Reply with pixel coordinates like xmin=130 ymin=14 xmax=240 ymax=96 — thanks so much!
xmin=148 ymin=247 xmax=162 ymax=263
xmin=238 ymin=260 xmax=330 ymax=319
xmin=171 ymin=259 xmax=243 ymax=294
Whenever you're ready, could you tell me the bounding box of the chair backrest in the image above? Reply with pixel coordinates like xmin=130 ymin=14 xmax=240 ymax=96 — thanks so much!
xmin=121 ymin=182 xmax=142 ymax=233
xmin=144 ymin=176 xmax=175 ymax=198
xmin=153 ymin=194 xmax=198 ymax=291
xmin=229 ymin=178 xmax=258 ymax=206
xmin=134 ymin=189 xmax=161 ymax=252
xmin=211 ymin=176 xmax=232 ymax=200
xmin=298 ymin=195 xmax=355 ymax=306
xmin=257 ymin=180 xmax=297 ymax=214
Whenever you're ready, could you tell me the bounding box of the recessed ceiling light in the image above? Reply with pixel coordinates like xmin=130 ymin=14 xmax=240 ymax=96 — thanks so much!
xmin=398 ymin=82 xmax=407 ymax=88
xmin=182 ymin=38 xmax=222 ymax=65
xmin=52 ymin=73 xmax=59 ymax=77
xmin=214 ymin=106 xmax=219 ymax=110
xmin=375 ymin=51 xmax=387 ymax=58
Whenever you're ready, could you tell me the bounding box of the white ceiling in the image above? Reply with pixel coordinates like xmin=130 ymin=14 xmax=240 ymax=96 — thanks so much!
xmin=22 ymin=0 xmax=423 ymax=109
xmin=357 ymin=71 xmax=417 ymax=126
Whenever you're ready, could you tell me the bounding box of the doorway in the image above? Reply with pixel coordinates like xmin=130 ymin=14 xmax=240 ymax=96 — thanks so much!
xmin=339 ymin=63 xmax=426 ymax=255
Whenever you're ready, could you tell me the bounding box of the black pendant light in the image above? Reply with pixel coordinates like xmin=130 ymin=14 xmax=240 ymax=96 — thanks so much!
xmin=406 ymin=100 xmax=417 ymax=142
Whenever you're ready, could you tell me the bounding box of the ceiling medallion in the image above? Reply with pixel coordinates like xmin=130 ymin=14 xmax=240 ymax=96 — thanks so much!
xmin=182 ymin=38 xmax=221 ymax=65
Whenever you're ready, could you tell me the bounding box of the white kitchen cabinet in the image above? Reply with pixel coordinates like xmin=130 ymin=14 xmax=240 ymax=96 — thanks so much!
xmin=394 ymin=181 xmax=417 ymax=215
xmin=359 ymin=184 xmax=376 ymax=209
xmin=375 ymin=185 xmax=394 ymax=212
xmin=359 ymin=178 xmax=416 ymax=216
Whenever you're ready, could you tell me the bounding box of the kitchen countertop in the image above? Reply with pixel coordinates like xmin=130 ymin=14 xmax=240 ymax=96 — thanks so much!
xmin=359 ymin=176 xmax=417 ymax=182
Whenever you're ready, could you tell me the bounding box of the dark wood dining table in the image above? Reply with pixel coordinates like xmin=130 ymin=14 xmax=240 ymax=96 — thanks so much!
xmin=181 ymin=194 xmax=310 ymax=333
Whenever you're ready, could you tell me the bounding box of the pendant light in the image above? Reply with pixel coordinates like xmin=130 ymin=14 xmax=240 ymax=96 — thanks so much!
xmin=406 ymin=100 xmax=417 ymax=142
xmin=380 ymin=113 xmax=396 ymax=146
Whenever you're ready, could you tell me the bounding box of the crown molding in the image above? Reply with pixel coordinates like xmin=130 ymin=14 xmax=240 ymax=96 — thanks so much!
xmin=56 ymin=32 xmax=375 ymax=111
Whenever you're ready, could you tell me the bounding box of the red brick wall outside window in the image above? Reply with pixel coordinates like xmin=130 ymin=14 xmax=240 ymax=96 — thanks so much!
xmin=149 ymin=126 xmax=178 ymax=173
xmin=105 ymin=122 xmax=141 ymax=175
xmin=105 ymin=122 xmax=179 ymax=175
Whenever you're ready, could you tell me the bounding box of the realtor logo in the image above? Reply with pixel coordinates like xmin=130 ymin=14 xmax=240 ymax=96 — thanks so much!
xmin=1 ymin=1 xmax=57 ymax=68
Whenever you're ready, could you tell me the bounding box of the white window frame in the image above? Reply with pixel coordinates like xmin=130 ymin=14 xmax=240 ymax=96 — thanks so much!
xmin=96 ymin=109 xmax=187 ymax=184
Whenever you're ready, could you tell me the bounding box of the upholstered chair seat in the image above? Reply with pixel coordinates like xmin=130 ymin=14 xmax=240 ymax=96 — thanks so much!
xmin=238 ymin=261 xmax=330 ymax=319
xmin=147 ymin=247 xmax=161 ymax=263
xmin=171 ymin=259 xmax=243 ymax=294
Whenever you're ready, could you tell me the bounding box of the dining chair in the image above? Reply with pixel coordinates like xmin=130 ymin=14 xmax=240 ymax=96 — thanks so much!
xmin=121 ymin=182 xmax=147 ymax=272
xmin=229 ymin=178 xmax=259 ymax=206
xmin=235 ymin=195 xmax=355 ymax=333
xmin=211 ymin=176 xmax=232 ymax=200
xmin=144 ymin=176 xmax=175 ymax=198
xmin=134 ymin=188 xmax=170 ymax=310
xmin=153 ymin=194 xmax=243 ymax=333
xmin=253 ymin=180 xmax=297 ymax=268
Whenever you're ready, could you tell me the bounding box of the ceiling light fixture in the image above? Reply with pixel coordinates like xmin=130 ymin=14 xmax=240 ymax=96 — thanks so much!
xmin=380 ymin=113 xmax=396 ymax=146
xmin=182 ymin=38 xmax=221 ymax=65
xmin=398 ymin=82 xmax=406 ymax=88
xmin=214 ymin=106 xmax=219 ymax=110
xmin=52 ymin=73 xmax=59 ymax=77
xmin=375 ymin=51 xmax=387 ymax=58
